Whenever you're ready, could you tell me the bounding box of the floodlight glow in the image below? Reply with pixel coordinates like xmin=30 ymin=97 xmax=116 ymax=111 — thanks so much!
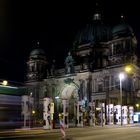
xmin=136 ymin=104 xmax=139 ymax=108
xmin=55 ymin=96 xmax=59 ymax=99
xmin=32 ymin=110 xmax=35 ymax=114
xmin=125 ymin=66 xmax=132 ymax=73
xmin=119 ymin=73 xmax=125 ymax=80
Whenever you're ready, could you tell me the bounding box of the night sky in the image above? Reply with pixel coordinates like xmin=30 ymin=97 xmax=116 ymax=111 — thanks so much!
xmin=0 ymin=0 xmax=140 ymax=82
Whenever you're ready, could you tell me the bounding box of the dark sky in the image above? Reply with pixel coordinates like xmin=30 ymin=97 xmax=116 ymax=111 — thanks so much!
xmin=0 ymin=0 xmax=140 ymax=82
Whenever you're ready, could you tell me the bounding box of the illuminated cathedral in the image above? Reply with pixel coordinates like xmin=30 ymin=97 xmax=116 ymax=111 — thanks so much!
xmin=23 ymin=10 xmax=140 ymax=128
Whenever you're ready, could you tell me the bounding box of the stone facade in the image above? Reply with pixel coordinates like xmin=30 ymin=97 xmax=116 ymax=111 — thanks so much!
xmin=25 ymin=12 xmax=140 ymax=127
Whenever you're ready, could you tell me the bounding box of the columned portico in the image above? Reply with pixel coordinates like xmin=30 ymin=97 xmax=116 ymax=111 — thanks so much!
xmin=62 ymin=99 xmax=69 ymax=128
xmin=60 ymin=83 xmax=83 ymax=128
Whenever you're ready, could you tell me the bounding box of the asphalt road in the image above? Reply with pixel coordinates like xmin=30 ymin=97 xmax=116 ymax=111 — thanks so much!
xmin=1 ymin=125 xmax=140 ymax=140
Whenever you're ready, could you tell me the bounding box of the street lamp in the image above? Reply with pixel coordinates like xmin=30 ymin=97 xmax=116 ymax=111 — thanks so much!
xmin=124 ymin=65 xmax=132 ymax=73
xmin=55 ymin=96 xmax=60 ymax=99
xmin=119 ymin=73 xmax=125 ymax=126
xmin=2 ymin=80 xmax=8 ymax=86
xmin=29 ymin=92 xmax=33 ymax=128
xmin=124 ymin=65 xmax=137 ymax=105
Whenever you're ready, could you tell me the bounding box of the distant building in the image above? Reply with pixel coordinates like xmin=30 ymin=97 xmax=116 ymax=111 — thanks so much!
xmin=25 ymin=11 xmax=140 ymax=127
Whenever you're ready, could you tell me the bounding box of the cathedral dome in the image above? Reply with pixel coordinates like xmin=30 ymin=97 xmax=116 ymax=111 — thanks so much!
xmin=112 ymin=23 xmax=134 ymax=38
xmin=74 ymin=14 xmax=112 ymax=46
xmin=30 ymin=48 xmax=46 ymax=56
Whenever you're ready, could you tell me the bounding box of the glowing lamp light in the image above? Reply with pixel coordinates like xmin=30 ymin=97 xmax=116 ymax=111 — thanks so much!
xmin=58 ymin=113 xmax=62 ymax=117
xmin=32 ymin=110 xmax=35 ymax=114
xmin=2 ymin=80 xmax=8 ymax=86
xmin=121 ymin=15 xmax=124 ymax=19
xmin=55 ymin=96 xmax=59 ymax=99
xmin=58 ymin=113 xmax=63 ymax=119
xmin=119 ymin=73 xmax=125 ymax=80
xmin=125 ymin=66 xmax=132 ymax=73
xmin=136 ymin=104 xmax=139 ymax=108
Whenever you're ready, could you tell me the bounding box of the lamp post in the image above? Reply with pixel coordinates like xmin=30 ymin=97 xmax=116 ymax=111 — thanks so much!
xmin=124 ymin=65 xmax=136 ymax=105
xmin=119 ymin=73 xmax=125 ymax=126
xmin=136 ymin=104 xmax=139 ymax=111
xmin=29 ymin=92 xmax=33 ymax=128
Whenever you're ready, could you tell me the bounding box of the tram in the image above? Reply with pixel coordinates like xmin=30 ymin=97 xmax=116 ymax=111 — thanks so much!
xmin=0 ymin=84 xmax=25 ymax=129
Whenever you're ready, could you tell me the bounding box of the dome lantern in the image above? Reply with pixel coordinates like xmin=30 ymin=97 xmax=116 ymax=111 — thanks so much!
xmin=93 ymin=13 xmax=101 ymax=20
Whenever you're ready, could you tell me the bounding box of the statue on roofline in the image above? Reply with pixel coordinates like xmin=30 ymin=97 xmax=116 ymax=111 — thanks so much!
xmin=65 ymin=52 xmax=75 ymax=74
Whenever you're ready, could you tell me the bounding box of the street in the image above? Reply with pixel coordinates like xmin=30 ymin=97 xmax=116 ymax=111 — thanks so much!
xmin=1 ymin=125 xmax=140 ymax=140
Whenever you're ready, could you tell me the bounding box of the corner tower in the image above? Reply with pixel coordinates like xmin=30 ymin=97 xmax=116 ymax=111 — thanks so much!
xmin=109 ymin=15 xmax=138 ymax=65
xmin=26 ymin=42 xmax=47 ymax=81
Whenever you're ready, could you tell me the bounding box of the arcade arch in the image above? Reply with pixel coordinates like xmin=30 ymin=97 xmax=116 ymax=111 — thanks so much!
xmin=56 ymin=83 xmax=82 ymax=127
